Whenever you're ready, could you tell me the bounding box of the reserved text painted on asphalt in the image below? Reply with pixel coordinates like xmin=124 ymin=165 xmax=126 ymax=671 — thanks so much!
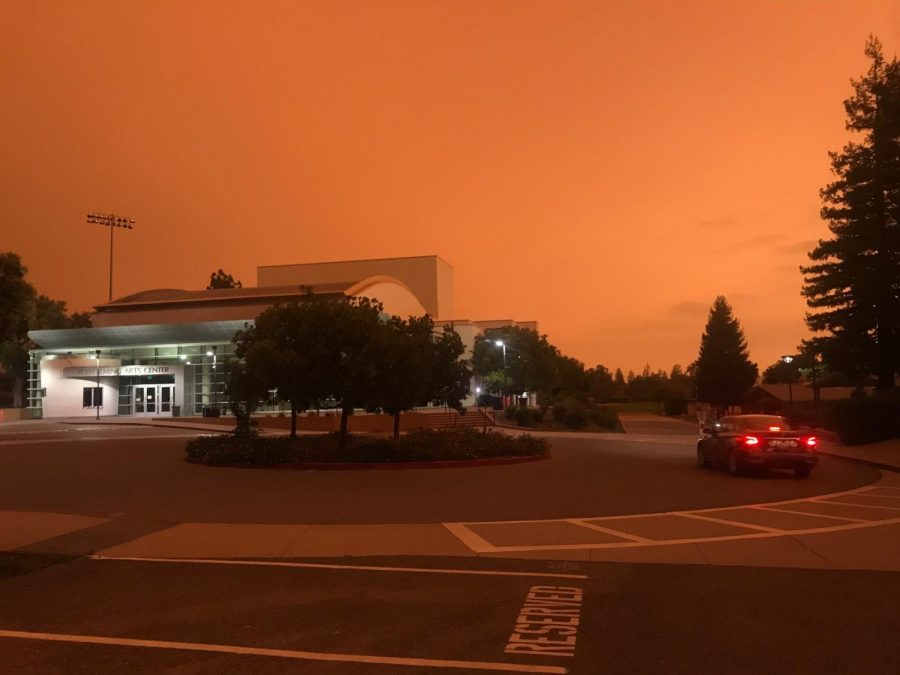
xmin=505 ymin=585 xmax=583 ymax=657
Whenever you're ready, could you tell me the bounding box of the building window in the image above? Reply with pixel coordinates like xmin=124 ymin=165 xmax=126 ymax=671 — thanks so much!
xmin=83 ymin=387 xmax=103 ymax=408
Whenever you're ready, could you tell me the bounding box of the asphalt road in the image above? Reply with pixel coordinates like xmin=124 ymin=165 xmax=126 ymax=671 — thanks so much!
xmin=1 ymin=554 xmax=898 ymax=674
xmin=0 ymin=427 xmax=880 ymax=524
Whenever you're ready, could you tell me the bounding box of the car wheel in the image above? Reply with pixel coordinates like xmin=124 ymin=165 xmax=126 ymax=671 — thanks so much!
xmin=697 ymin=445 xmax=710 ymax=468
xmin=727 ymin=450 xmax=742 ymax=476
xmin=793 ymin=466 xmax=812 ymax=479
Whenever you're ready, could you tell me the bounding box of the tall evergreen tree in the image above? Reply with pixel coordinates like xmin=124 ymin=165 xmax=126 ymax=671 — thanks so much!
xmin=0 ymin=253 xmax=91 ymax=406
xmin=693 ymin=296 xmax=758 ymax=409
xmin=802 ymin=37 xmax=900 ymax=389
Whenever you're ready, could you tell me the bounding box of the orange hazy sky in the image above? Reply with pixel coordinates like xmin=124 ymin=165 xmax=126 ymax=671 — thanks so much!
xmin=2 ymin=1 xmax=899 ymax=374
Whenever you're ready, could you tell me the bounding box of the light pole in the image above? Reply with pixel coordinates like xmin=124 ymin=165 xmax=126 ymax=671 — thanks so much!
xmin=87 ymin=212 xmax=135 ymax=301
xmin=206 ymin=346 xmax=218 ymax=413
xmin=95 ymin=349 xmax=101 ymax=421
xmin=494 ymin=340 xmax=508 ymax=408
xmin=781 ymin=355 xmax=795 ymax=418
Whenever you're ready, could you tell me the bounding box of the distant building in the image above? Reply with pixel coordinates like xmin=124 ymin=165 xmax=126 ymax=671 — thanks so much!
xmin=744 ymin=383 xmax=870 ymax=420
xmin=27 ymin=256 xmax=535 ymax=418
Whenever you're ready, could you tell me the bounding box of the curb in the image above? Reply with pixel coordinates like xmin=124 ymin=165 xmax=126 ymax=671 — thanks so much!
xmin=60 ymin=420 xmax=232 ymax=434
xmin=188 ymin=453 xmax=550 ymax=471
xmin=819 ymin=450 xmax=900 ymax=473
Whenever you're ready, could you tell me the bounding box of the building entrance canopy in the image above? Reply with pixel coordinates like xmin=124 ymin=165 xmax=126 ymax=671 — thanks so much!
xmin=29 ymin=320 xmax=251 ymax=351
xmin=63 ymin=365 xmax=179 ymax=378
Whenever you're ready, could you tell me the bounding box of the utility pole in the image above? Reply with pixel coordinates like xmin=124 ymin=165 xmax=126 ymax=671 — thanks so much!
xmin=87 ymin=212 xmax=135 ymax=301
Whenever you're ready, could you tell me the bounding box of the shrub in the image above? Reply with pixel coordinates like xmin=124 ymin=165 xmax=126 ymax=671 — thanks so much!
xmin=504 ymin=404 xmax=517 ymax=420
xmin=515 ymin=406 xmax=531 ymax=427
xmin=663 ymin=391 xmax=688 ymax=416
xmin=564 ymin=409 xmax=587 ymax=429
xmin=186 ymin=427 xmax=549 ymax=465
xmin=590 ymin=408 xmax=619 ymax=430
xmin=531 ymin=408 xmax=544 ymax=424
xmin=830 ymin=390 xmax=900 ymax=445
xmin=551 ymin=404 xmax=567 ymax=423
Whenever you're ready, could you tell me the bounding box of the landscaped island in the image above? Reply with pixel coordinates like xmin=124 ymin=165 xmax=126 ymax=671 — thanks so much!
xmin=186 ymin=427 xmax=549 ymax=467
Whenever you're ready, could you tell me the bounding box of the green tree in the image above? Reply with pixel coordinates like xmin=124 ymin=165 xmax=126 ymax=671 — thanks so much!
xmin=471 ymin=326 xmax=584 ymax=401
xmin=326 ymin=296 xmax=385 ymax=447
xmin=233 ymin=303 xmax=314 ymax=438
xmin=225 ymin=359 xmax=268 ymax=437
xmin=585 ymin=365 xmax=615 ymax=402
xmin=761 ymin=359 xmax=801 ymax=385
xmin=802 ymin=37 xmax=900 ymax=389
xmin=693 ymin=296 xmax=758 ymax=410
xmin=0 ymin=254 xmax=91 ymax=407
xmin=0 ymin=254 xmax=35 ymax=407
xmin=207 ymin=269 xmax=243 ymax=289
xmin=373 ymin=315 xmax=436 ymax=438
xmin=426 ymin=324 xmax=471 ymax=412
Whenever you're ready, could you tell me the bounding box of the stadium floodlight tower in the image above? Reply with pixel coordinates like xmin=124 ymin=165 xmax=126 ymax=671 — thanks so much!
xmin=87 ymin=212 xmax=135 ymax=301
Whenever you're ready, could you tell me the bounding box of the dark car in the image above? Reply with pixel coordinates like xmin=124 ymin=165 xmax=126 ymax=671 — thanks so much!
xmin=697 ymin=414 xmax=818 ymax=478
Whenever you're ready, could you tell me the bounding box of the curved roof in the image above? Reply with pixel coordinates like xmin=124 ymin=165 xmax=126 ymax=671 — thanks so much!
xmin=97 ymin=283 xmax=353 ymax=310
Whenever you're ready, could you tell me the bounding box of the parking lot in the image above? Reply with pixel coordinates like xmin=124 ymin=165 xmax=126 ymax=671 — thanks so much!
xmin=2 ymin=554 xmax=900 ymax=674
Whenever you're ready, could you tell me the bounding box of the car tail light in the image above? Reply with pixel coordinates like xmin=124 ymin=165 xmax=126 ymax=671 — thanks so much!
xmin=742 ymin=435 xmax=761 ymax=451
xmin=804 ymin=436 xmax=817 ymax=451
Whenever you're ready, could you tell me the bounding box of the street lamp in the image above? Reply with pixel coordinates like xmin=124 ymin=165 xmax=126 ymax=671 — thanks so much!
xmin=206 ymin=346 xmax=218 ymax=411
xmin=781 ymin=355 xmax=795 ymax=418
xmin=494 ymin=340 xmax=509 ymax=408
xmin=95 ymin=349 xmax=101 ymax=421
xmin=87 ymin=212 xmax=135 ymax=302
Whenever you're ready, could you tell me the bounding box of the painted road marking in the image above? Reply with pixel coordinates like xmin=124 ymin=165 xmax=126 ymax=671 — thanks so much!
xmin=565 ymin=518 xmax=652 ymax=543
xmin=675 ymin=512 xmax=780 ymax=533
xmin=89 ymin=555 xmax=588 ymax=579
xmin=819 ymin=497 xmax=900 ymax=511
xmin=753 ymin=505 xmax=871 ymax=523
xmin=0 ymin=629 xmax=567 ymax=673
xmin=444 ymin=480 xmax=900 ymax=553
xmin=505 ymin=586 xmax=583 ymax=658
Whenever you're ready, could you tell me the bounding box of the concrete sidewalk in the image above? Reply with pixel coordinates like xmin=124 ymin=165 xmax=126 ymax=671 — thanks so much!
xmin=5 ymin=471 xmax=897 ymax=573
xmin=819 ymin=438 xmax=900 ymax=472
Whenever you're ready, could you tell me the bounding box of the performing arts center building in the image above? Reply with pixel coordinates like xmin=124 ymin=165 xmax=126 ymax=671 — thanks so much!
xmin=27 ymin=256 xmax=535 ymax=419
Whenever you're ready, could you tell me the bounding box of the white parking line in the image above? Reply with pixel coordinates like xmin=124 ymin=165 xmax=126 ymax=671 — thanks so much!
xmin=565 ymin=519 xmax=652 ymax=543
xmin=676 ymin=512 xmax=781 ymax=533
xmin=0 ymin=629 xmax=567 ymax=673
xmin=442 ymin=478 xmax=900 ymax=553
xmin=752 ymin=505 xmax=870 ymax=523
xmin=818 ymin=498 xmax=900 ymax=511
xmin=88 ymin=555 xmax=589 ymax=579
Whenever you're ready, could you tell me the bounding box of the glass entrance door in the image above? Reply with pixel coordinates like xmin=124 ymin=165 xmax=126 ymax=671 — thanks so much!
xmin=160 ymin=386 xmax=172 ymax=414
xmin=133 ymin=385 xmax=175 ymax=416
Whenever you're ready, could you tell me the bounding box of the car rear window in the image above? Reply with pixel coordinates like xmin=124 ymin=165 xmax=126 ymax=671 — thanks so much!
xmin=737 ymin=416 xmax=791 ymax=431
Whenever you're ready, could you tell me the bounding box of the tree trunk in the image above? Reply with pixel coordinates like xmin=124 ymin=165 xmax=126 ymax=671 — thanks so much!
xmin=339 ymin=405 xmax=351 ymax=450
xmin=393 ymin=412 xmax=401 ymax=439
xmin=290 ymin=400 xmax=297 ymax=439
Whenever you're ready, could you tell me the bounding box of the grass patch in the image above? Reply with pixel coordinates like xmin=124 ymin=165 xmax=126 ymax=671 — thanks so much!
xmin=186 ymin=427 xmax=549 ymax=466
